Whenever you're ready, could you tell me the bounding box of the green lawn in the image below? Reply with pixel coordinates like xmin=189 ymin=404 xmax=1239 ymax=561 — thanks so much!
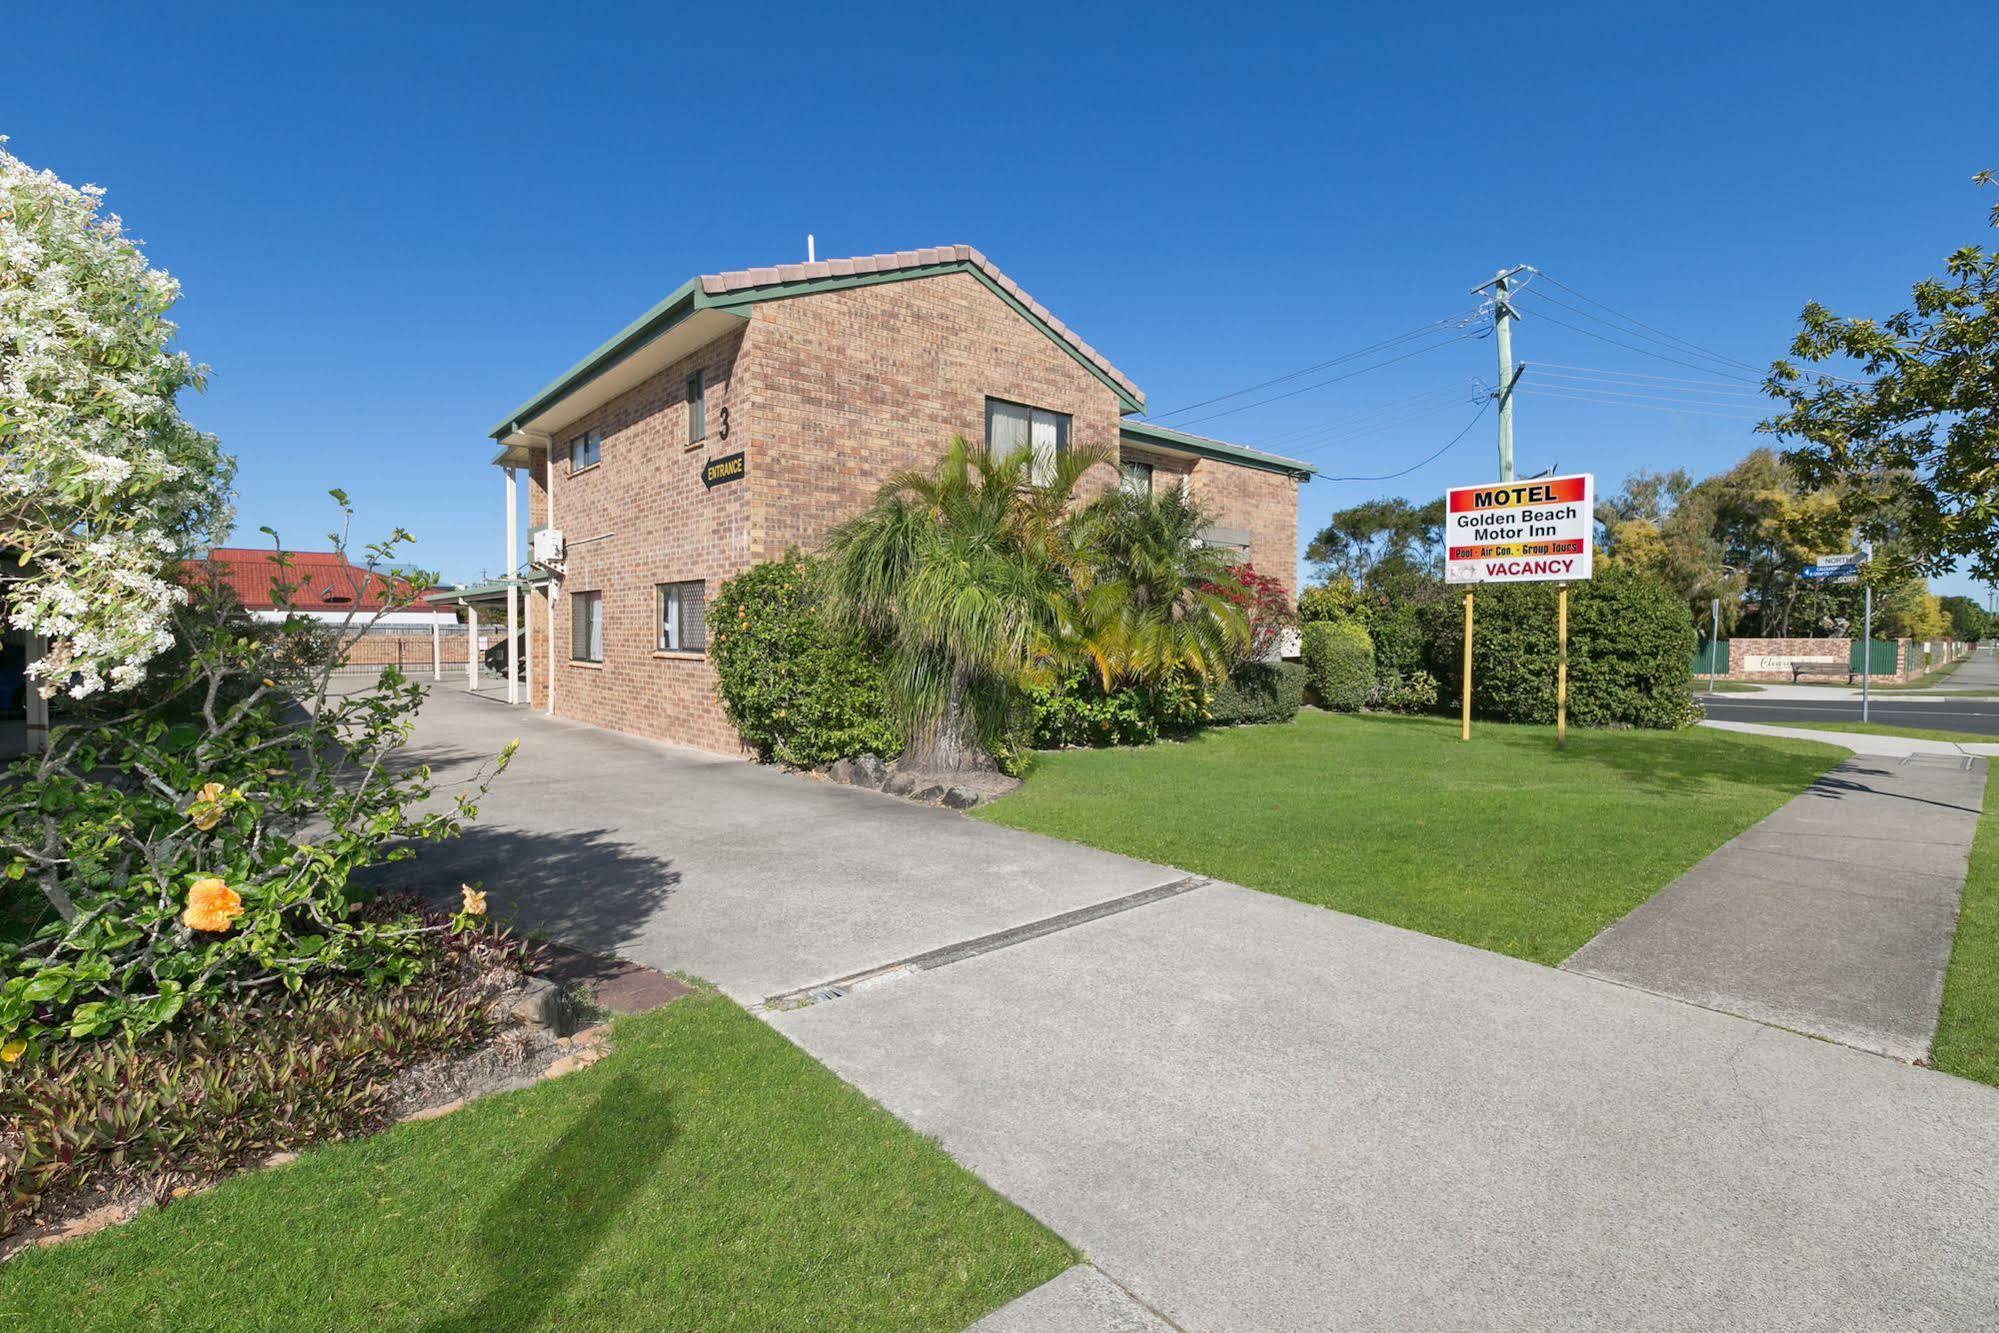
xmin=1802 ymin=721 xmax=1999 ymax=746
xmin=0 ymin=992 xmax=1071 ymax=1331
xmin=1934 ymin=768 xmax=1999 ymax=1088
xmin=979 ymin=711 xmax=1842 ymax=965
xmin=1695 ymin=680 xmax=1766 ymax=693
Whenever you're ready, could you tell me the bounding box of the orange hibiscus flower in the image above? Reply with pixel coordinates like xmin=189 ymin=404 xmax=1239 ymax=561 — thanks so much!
xmin=182 ymin=877 xmax=244 ymax=932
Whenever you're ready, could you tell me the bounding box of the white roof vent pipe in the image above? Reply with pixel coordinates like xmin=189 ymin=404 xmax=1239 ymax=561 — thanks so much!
xmin=807 ymin=233 xmax=815 ymax=263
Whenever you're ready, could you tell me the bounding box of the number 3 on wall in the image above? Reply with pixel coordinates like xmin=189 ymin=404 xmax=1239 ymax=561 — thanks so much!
xmin=718 ymin=406 xmax=729 ymax=440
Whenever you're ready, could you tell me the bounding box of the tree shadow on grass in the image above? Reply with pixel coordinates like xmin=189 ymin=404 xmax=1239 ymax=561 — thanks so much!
xmin=417 ymin=1070 xmax=672 ymax=1333
xmin=1475 ymin=720 xmax=1842 ymax=802
xmin=360 ymin=825 xmax=681 ymax=963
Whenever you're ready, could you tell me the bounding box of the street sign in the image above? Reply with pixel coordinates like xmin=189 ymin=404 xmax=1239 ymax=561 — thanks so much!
xmin=1802 ymin=552 xmax=1861 ymax=584
xmin=1444 ymin=474 xmax=1595 ymax=584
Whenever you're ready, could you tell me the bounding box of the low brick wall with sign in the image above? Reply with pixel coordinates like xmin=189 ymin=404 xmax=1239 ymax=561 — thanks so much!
xmin=1717 ymin=637 xmax=1967 ymax=683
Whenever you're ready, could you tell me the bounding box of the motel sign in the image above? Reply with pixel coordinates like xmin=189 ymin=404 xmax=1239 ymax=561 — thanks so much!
xmin=1444 ymin=474 xmax=1595 ymax=585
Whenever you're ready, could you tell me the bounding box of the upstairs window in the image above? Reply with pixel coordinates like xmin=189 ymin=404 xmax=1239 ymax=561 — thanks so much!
xmin=657 ymin=580 xmax=707 ymax=653
xmin=567 ymin=429 xmax=602 ymax=472
xmin=570 ymin=590 xmax=603 ymax=662
xmin=1120 ymin=460 xmax=1154 ymax=496
xmin=687 ymin=371 xmax=707 ymax=445
xmin=985 ymin=398 xmax=1069 ymax=486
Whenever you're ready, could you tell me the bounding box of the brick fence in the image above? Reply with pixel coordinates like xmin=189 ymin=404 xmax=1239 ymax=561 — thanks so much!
xmin=330 ymin=625 xmax=489 ymax=674
xmin=1718 ymin=637 xmax=1968 ymax=683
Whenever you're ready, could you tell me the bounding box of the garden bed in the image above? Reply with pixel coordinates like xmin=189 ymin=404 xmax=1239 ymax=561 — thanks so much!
xmin=1 ymin=895 xmax=564 ymax=1256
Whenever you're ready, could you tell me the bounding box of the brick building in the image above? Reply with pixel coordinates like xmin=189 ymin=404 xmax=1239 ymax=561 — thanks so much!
xmin=483 ymin=246 xmax=1313 ymax=754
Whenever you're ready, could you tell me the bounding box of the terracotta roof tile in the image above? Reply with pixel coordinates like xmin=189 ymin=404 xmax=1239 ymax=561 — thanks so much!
xmin=183 ymin=549 xmax=422 ymax=613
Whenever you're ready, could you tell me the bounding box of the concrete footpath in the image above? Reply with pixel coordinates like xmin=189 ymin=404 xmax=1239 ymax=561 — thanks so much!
xmin=1566 ymin=751 xmax=1987 ymax=1059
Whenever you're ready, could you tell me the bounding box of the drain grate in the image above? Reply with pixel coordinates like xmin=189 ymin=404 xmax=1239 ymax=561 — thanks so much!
xmin=761 ymin=875 xmax=1209 ymax=1011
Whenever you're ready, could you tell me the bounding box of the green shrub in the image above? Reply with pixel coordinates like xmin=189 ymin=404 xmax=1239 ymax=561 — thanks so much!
xmin=1 ymin=894 xmax=533 ymax=1239
xmin=1205 ymin=660 xmax=1306 ymax=726
xmin=1025 ymin=669 xmax=1203 ymax=748
xmin=1432 ymin=565 xmax=1699 ymax=728
xmin=1297 ymin=579 xmax=1371 ymax=627
xmin=710 ymin=551 xmax=903 ymax=766
xmin=1303 ymin=621 xmax=1374 ymax=712
xmin=1374 ymin=668 xmax=1440 ymax=712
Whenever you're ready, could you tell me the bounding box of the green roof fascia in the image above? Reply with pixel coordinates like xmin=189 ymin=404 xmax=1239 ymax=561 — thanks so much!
xmin=691 ymin=259 xmax=1146 ymax=415
xmin=1119 ymin=420 xmax=1316 ymax=481
xmin=493 ymin=258 xmax=1150 ymax=439
xmin=423 ymin=573 xmax=548 ymax=603
xmin=489 ymin=277 xmax=715 ymax=439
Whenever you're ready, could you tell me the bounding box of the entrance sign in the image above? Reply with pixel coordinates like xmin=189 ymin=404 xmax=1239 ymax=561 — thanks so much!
xmin=1444 ymin=474 xmax=1595 ymax=585
xmin=1802 ymin=552 xmax=1860 ymax=585
xmin=702 ymin=451 xmax=746 ymax=488
xmin=1445 ymin=472 xmax=1595 ymax=748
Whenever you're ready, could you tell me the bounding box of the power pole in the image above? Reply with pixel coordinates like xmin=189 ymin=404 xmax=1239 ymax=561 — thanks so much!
xmin=1469 ymin=265 xmax=1532 ymax=481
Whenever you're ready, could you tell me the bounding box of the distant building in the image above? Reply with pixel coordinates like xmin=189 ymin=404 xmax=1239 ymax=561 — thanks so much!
xmin=186 ymin=548 xmax=454 ymax=629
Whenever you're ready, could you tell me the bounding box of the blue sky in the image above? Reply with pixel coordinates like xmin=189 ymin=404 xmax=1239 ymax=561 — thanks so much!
xmin=10 ymin=2 xmax=1994 ymax=600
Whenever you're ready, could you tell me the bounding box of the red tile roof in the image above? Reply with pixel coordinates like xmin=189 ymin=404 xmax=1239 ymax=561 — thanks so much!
xmin=185 ymin=548 xmax=424 ymax=613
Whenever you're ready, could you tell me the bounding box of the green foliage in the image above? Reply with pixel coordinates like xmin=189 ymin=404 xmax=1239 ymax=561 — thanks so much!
xmin=0 ymin=509 xmax=514 ymax=1058
xmin=1435 ymin=565 xmax=1699 ymax=729
xmin=1941 ymin=594 xmax=1992 ymax=642
xmin=822 ymin=438 xmax=1104 ymax=771
xmin=1204 ymin=660 xmax=1306 ymax=726
xmin=1305 ymin=496 xmax=1444 ymax=586
xmin=1303 ymin=621 xmax=1374 ymax=713
xmin=1373 ymin=668 xmax=1439 ymax=713
xmin=1070 ymin=486 xmax=1249 ymax=689
xmin=1765 ymin=172 xmax=1999 ymax=584
xmin=2 ymin=895 xmax=533 ymax=1238
xmin=1297 ymin=579 xmax=1372 ymax=627
xmin=709 ymin=551 xmax=902 ymax=767
xmin=1024 ymin=669 xmax=1202 ymax=748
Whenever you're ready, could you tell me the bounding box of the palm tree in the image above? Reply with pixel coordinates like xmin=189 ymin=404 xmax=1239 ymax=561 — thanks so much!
xmin=1070 ymin=484 xmax=1250 ymax=690
xmin=822 ymin=436 xmax=1110 ymax=774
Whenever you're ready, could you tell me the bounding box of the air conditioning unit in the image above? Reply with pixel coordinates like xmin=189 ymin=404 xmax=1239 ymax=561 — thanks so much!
xmin=531 ymin=527 xmax=565 ymax=566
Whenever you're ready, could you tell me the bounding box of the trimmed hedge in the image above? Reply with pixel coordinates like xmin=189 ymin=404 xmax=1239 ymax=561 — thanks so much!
xmin=1433 ymin=565 xmax=1698 ymax=729
xmin=1303 ymin=621 xmax=1374 ymax=712
xmin=1205 ymin=660 xmax=1306 ymax=726
xmin=709 ymin=551 xmax=903 ymax=766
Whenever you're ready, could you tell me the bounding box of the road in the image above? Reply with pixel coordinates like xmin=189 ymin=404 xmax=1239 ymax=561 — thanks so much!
xmin=1702 ymin=693 xmax=1999 ymax=735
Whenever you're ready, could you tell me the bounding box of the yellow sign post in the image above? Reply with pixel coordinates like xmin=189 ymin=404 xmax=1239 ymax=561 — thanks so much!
xmin=1556 ymin=582 xmax=1568 ymax=749
xmin=1461 ymin=591 xmax=1473 ymax=742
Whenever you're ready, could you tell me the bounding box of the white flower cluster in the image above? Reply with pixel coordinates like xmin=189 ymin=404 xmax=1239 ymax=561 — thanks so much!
xmin=0 ymin=140 xmax=231 ymax=697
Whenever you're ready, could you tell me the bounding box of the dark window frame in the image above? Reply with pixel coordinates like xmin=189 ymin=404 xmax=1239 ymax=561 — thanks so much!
xmin=569 ymin=590 xmax=604 ymax=662
xmin=656 ymin=579 xmax=707 ymax=653
xmin=686 ymin=371 xmax=706 ymax=445
xmin=566 ymin=429 xmax=602 ymax=473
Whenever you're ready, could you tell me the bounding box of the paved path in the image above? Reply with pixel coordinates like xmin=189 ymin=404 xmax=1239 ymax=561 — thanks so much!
xmin=1566 ymin=753 xmax=1987 ymax=1060
xmin=403 ymin=689 xmax=1999 ymax=1330
xmin=1701 ymin=718 xmax=1999 ymax=756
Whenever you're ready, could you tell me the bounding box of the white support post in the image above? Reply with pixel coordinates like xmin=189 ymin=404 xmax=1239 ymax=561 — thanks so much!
xmin=467 ymin=605 xmax=480 ymax=691
xmin=431 ymin=611 xmax=442 ymax=682
xmin=505 ymin=467 xmax=520 ymax=706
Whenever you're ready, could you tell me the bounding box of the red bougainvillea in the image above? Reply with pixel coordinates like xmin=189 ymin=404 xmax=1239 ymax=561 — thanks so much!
xmin=1200 ymin=563 xmax=1294 ymax=662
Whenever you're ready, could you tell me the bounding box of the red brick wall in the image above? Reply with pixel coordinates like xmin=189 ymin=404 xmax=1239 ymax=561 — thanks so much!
xmin=523 ymin=271 xmax=1301 ymax=752
xmin=541 ymin=327 xmax=749 ymax=754
xmin=741 ymin=271 xmax=1127 ymax=557
xmin=1186 ymin=458 xmax=1301 ymax=599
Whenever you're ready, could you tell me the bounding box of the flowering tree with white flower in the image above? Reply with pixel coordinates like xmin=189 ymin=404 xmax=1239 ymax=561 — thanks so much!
xmin=0 ymin=144 xmax=513 ymax=1064
xmin=0 ymin=137 xmax=232 ymax=697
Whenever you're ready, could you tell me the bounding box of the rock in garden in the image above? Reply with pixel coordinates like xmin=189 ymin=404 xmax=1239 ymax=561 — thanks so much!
xmin=941 ymin=786 xmax=981 ymax=809
xmin=851 ymin=753 xmax=888 ymax=788
xmin=828 ymin=758 xmax=856 ymax=785
xmin=882 ymin=771 xmax=917 ymax=797
xmin=910 ymin=784 xmax=948 ymax=804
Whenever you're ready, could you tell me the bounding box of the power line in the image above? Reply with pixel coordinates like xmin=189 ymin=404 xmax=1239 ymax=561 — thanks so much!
xmin=1142 ymin=308 xmax=1482 ymax=423
xmin=1318 ymin=401 xmax=1491 ymax=482
xmin=1527 ymin=369 xmax=1767 ymax=401
xmin=1281 ymin=398 xmax=1480 ymax=457
xmin=1532 ymin=386 xmax=1764 ymax=422
xmin=1533 ymin=361 xmax=1767 ymax=392
xmin=1255 ymin=381 xmax=1477 ymax=447
xmin=1529 ymin=382 xmax=1765 ymax=412
xmin=1515 ymin=303 xmax=1769 ymax=383
xmin=1533 ymin=272 xmax=1767 ymax=374
xmin=1170 ymin=331 xmax=1481 ymax=428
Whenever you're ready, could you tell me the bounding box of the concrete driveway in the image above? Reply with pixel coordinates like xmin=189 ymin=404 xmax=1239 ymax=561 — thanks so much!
xmin=401 ymin=688 xmax=1999 ymax=1330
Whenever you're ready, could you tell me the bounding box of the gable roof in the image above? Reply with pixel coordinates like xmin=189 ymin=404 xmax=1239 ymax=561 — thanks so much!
xmin=1118 ymin=419 xmax=1316 ymax=481
xmin=186 ymin=548 xmax=426 ymax=613
xmin=489 ymin=245 xmax=1144 ymax=443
